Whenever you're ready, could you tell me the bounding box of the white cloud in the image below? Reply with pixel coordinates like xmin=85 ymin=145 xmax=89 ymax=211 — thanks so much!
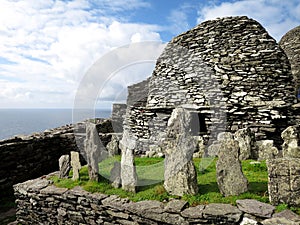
xmin=0 ymin=0 xmax=161 ymax=108
xmin=197 ymin=0 xmax=300 ymax=41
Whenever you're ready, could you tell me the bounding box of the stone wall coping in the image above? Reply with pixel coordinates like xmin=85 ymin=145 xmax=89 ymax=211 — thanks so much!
xmin=14 ymin=175 xmax=300 ymax=224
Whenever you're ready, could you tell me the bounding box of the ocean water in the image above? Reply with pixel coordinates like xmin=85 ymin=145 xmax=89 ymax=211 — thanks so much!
xmin=0 ymin=108 xmax=111 ymax=140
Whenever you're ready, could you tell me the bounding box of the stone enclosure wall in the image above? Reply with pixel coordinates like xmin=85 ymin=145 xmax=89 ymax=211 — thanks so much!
xmin=14 ymin=175 xmax=300 ymax=225
xmin=123 ymin=16 xmax=298 ymax=154
xmin=0 ymin=125 xmax=77 ymax=197
xmin=0 ymin=117 xmax=118 ymax=199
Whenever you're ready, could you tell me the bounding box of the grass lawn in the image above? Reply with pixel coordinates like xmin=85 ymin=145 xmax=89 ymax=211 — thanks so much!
xmin=50 ymin=156 xmax=300 ymax=214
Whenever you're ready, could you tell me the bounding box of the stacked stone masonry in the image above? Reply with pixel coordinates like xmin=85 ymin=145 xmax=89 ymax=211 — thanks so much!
xmin=123 ymin=16 xmax=298 ymax=154
xmin=14 ymin=175 xmax=300 ymax=225
xmin=0 ymin=125 xmax=77 ymax=197
xmin=279 ymin=25 xmax=300 ymax=97
xmin=0 ymin=119 xmax=114 ymax=199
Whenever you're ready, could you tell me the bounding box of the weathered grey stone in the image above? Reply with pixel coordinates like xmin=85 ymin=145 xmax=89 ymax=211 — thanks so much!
xmin=207 ymin=141 xmax=221 ymax=157
xmin=218 ymin=132 xmax=233 ymax=141
xmin=236 ymin=199 xmax=275 ymax=218
xmin=282 ymin=125 xmax=300 ymax=158
xmin=127 ymin=200 xmax=165 ymax=214
xmin=202 ymin=203 xmax=243 ymax=224
xmin=280 ymin=25 xmax=300 ymax=95
xmin=216 ymin=139 xmax=248 ymax=196
xmin=85 ymin=122 xmax=107 ymax=181
xmin=120 ymin=130 xmax=137 ymax=193
xmin=261 ymin=217 xmax=299 ymax=225
xmin=58 ymin=155 xmax=71 ymax=179
xmin=273 ymin=210 xmax=300 ymax=223
xmin=70 ymin=151 xmax=81 ymax=181
xmin=267 ymin=158 xmax=300 ymax=207
xmin=163 ymin=108 xmax=198 ymax=196
xmin=234 ymin=128 xmax=254 ymax=160
xmin=110 ymin=162 xmax=121 ymax=188
xmin=256 ymin=140 xmax=278 ymax=161
xmin=181 ymin=205 xmax=205 ymax=218
xmin=106 ymin=134 xmax=119 ymax=156
xmin=165 ymin=199 xmax=188 ymax=213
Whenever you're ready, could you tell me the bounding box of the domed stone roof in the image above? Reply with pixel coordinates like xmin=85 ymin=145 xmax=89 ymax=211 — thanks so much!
xmin=123 ymin=16 xmax=297 ymax=152
xmin=279 ymin=25 xmax=300 ymax=97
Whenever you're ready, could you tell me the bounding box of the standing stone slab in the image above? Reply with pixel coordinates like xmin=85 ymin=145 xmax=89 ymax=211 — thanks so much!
xmin=234 ymin=128 xmax=254 ymax=160
xmin=216 ymin=139 xmax=248 ymax=196
xmin=70 ymin=151 xmax=81 ymax=181
xmin=58 ymin=155 xmax=71 ymax=179
xmin=256 ymin=140 xmax=278 ymax=161
xmin=110 ymin=162 xmax=121 ymax=188
xmin=267 ymin=158 xmax=300 ymax=207
xmin=120 ymin=130 xmax=137 ymax=193
xmin=163 ymin=108 xmax=198 ymax=196
xmin=282 ymin=125 xmax=300 ymax=158
xmin=107 ymin=134 xmax=120 ymax=156
xmin=84 ymin=122 xmax=107 ymax=182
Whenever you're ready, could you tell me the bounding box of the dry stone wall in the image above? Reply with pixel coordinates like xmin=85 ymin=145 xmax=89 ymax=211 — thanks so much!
xmin=0 ymin=125 xmax=78 ymax=197
xmin=123 ymin=16 xmax=297 ymax=154
xmin=279 ymin=25 xmax=300 ymax=97
xmin=14 ymin=175 xmax=300 ymax=225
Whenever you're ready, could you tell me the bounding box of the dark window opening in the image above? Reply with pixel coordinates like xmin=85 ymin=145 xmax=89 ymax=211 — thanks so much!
xmin=190 ymin=113 xmax=207 ymax=135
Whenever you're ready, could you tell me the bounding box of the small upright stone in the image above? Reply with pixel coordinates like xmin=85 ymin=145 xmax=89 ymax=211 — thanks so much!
xmin=107 ymin=134 xmax=120 ymax=156
xmin=85 ymin=122 xmax=108 ymax=182
xmin=110 ymin=161 xmax=121 ymax=188
xmin=282 ymin=125 xmax=300 ymax=158
xmin=70 ymin=151 xmax=81 ymax=181
xmin=216 ymin=139 xmax=248 ymax=196
xmin=256 ymin=140 xmax=278 ymax=161
xmin=234 ymin=128 xmax=254 ymax=160
xmin=163 ymin=108 xmax=198 ymax=196
xmin=120 ymin=130 xmax=137 ymax=193
xmin=58 ymin=155 xmax=71 ymax=179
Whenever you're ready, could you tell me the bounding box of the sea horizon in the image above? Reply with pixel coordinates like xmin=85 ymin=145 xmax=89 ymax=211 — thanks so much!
xmin=0 ymin=108 xmax=112 ymax=141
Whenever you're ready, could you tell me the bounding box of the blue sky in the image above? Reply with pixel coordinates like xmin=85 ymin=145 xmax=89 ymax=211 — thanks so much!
xmin=0 ymin=0 xmax=300 ymax=108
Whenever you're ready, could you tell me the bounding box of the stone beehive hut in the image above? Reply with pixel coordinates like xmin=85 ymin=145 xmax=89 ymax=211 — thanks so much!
xmin=279 ymin=25 xmax=300 ymax=98
xmin=123 ymin=16 xmax=297 ymax=153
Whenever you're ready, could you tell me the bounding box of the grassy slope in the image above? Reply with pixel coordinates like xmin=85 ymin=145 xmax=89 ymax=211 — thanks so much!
xmin=51 ymin=157 xmax=300 ymax=214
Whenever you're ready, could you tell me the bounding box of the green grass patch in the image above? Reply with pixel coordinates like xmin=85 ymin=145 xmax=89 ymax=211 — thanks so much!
xmin=50 ymin=157 xmax=300 ymax=214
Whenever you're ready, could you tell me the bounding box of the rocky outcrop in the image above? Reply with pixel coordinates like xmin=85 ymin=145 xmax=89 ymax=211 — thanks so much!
xmin=14 ymin=176 xmax=299 ymax=225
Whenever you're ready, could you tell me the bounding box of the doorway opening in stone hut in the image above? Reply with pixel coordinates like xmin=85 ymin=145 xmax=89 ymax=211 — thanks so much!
xmin=190 ymin=112 xmax=207 ymax=136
